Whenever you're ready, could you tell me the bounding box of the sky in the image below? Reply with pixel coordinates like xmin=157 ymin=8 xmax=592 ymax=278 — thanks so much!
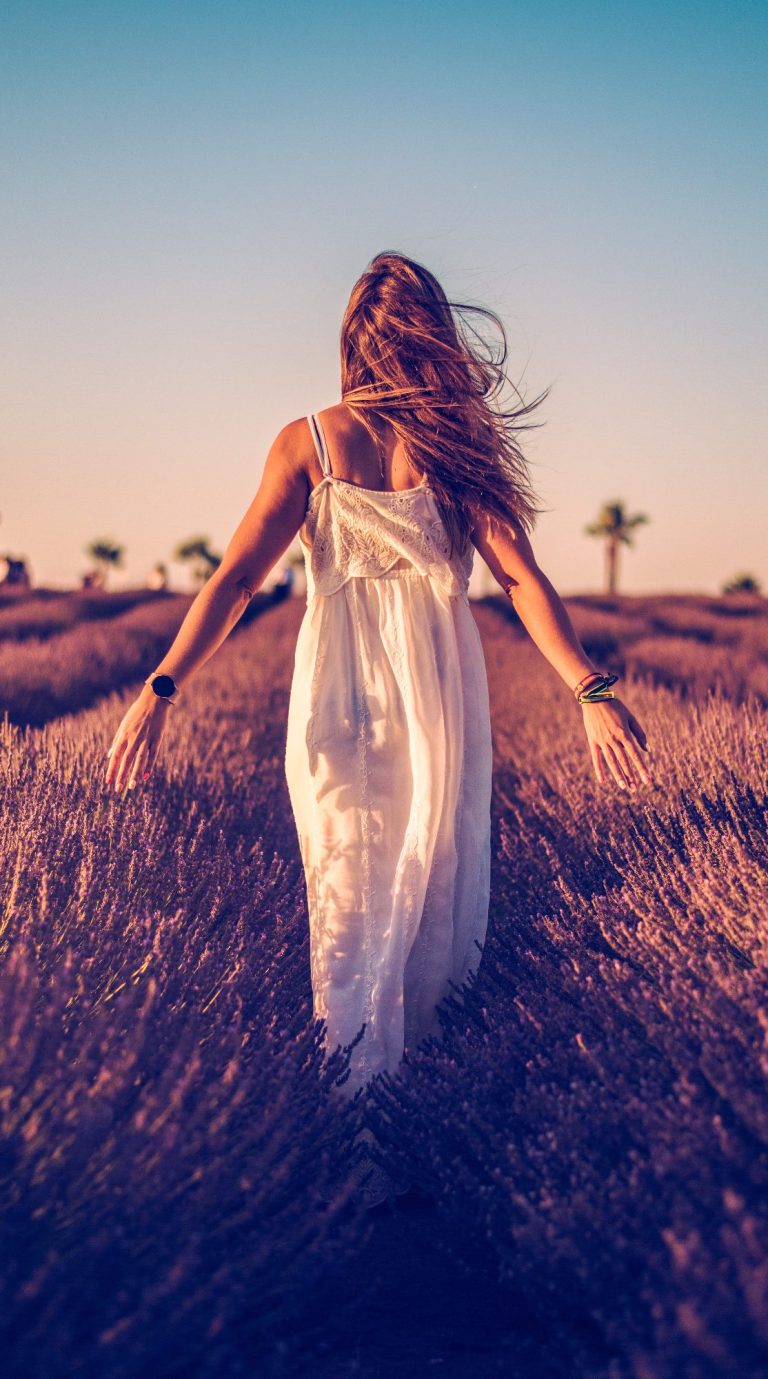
xmin=1 ymin=0 xmax=766 ymax=595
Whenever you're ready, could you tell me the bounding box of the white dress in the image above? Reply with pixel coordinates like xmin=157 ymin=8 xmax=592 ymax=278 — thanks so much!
xmin=285 ymin=412 xmax=492 ymax=1099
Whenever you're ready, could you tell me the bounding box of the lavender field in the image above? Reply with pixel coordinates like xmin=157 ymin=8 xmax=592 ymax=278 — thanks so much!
xmin=0 ymin=586 xmax=278 ymax=726
xmin=2 ymin=591 xmax=768 ymax=1378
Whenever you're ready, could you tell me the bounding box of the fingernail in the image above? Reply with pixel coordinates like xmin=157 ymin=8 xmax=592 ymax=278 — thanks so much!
xmin=129 ymin=781 xmax=136 ymax=790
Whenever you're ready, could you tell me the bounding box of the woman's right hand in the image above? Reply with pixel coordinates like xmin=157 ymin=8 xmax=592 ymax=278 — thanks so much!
xmin=104 ymin=688 xmax=172 ymax=794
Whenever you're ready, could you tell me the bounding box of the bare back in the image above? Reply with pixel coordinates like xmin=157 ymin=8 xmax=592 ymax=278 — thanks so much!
xmin=306 ymin=402 xmax=426 ymax=495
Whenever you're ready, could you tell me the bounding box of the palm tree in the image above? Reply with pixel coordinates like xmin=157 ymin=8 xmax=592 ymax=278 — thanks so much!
xmin=584 ymin=501 xmax=650 ymax=595
xmin=85 ymin=539 xmax=124 ymax=588
xmin=174 ymin=537 xmax=222 ymax=588
xmin=722 ymin=572 xmax=762 ymax=595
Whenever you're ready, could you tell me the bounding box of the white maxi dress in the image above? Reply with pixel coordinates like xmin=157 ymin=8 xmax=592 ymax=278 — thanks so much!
xmin=285 ymin=413 xmax=492 ymax=1098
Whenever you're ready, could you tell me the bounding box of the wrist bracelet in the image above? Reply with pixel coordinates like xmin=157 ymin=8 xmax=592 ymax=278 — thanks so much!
xmin=575 ymin=672 xmax=619 ymax=705
xmin=573 ymin=671 xmax=603 ymax=697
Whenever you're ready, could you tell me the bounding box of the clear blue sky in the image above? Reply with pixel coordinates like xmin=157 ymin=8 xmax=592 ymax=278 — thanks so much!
xmin=2 ymin=0 xmax=766 ymax=594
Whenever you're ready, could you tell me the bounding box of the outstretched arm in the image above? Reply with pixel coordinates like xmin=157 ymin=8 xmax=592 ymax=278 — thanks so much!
xmin=471 ymin=509 xmax=603 ymax=692
xmin=470 ymin=508 xmax=652 ymax=791
xmin=105 ymin=418 xmax=310 ymax=792
xmin=143 ymin=418 xmax=311 ymax=691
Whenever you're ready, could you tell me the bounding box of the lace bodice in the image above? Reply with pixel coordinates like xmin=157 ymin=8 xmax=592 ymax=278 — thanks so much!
xmin=299 ymin=414 xmax=474 ymax=600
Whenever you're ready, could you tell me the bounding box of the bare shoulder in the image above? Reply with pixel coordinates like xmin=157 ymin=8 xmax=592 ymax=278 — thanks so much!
xmin=261 ymin=415 xmax=316 ymax=490
xmin=214 ymin=415 xmax=317 ymax=588
xmin=271 ymin=414 xmax=315 ymax=462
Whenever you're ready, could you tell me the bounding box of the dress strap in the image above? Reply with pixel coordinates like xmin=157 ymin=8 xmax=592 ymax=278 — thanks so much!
xmin=307 ymin=413 xmax=333 ymax=476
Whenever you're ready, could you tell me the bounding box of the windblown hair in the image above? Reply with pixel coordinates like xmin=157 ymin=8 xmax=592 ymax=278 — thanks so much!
xmin=339 ymin=251 xmax=551 ymax=559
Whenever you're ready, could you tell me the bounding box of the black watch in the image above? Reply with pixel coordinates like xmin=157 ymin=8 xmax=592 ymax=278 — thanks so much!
xmin=145 ymin=673 xmax=180 ymax=704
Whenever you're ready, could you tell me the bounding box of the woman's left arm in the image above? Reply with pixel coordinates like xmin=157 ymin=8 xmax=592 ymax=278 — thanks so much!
xmin=105 ymin=419 xmax=311 ymax=792
xmin=471 ymin=508 xmax=652 ymax=792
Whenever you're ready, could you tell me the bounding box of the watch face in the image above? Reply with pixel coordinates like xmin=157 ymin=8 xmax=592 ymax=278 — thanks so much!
xmin=152 ymin=674 xmax=176 ymax=697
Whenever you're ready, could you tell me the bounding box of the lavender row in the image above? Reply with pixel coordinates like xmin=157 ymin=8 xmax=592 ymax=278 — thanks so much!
xmin=367 ymin=612 xmax=768 ymax=1379
xmin=486 ymin=590 xmax=768 ymax=705
xmin=0 ymin=603 xmax=368 ymax=1379
xmin=0 ymin=590 xmax=278 ymax=727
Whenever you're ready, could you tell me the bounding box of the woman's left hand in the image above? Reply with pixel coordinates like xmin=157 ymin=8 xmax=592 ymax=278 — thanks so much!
xmin=104 ymin=690 xmax=171 ymax=793
xmin=581 ymin=696 xmax=652 ymax=791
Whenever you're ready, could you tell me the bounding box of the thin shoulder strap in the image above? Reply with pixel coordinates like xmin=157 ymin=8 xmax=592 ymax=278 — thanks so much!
xmin=307 ymin=413 xmax=332 ymax=476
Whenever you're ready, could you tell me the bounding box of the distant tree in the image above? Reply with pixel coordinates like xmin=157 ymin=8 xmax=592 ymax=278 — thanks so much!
xmin=722 ymin=572 xmax=762 ymax=595
xmin=146 ymin=562 xmax=169 ymax=591
xmin=174 ymin=537 xmax=222 ymax=587
xmin=0 ymin=555 xmax=31 ymax=587
xmin=584 ymin=500 xmax=650 ymax=595
xmin=85 ymin=539 xmax=124 ymax=588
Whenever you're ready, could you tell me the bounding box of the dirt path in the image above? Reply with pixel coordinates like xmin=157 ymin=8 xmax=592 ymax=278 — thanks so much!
xmin=294 ymin=1194 xmax=612 ymax=1379
xmin=265 ymin=599 xmax=617 ymax=1378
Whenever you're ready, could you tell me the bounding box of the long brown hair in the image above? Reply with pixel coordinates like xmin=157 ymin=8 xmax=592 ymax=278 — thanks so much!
xmin=339 ymin=251 xmax=552 ymax=559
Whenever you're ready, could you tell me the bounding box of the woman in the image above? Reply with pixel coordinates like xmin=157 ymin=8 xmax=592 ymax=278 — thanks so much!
xmin=105 ymin=250 xmax=651 ymax=1119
